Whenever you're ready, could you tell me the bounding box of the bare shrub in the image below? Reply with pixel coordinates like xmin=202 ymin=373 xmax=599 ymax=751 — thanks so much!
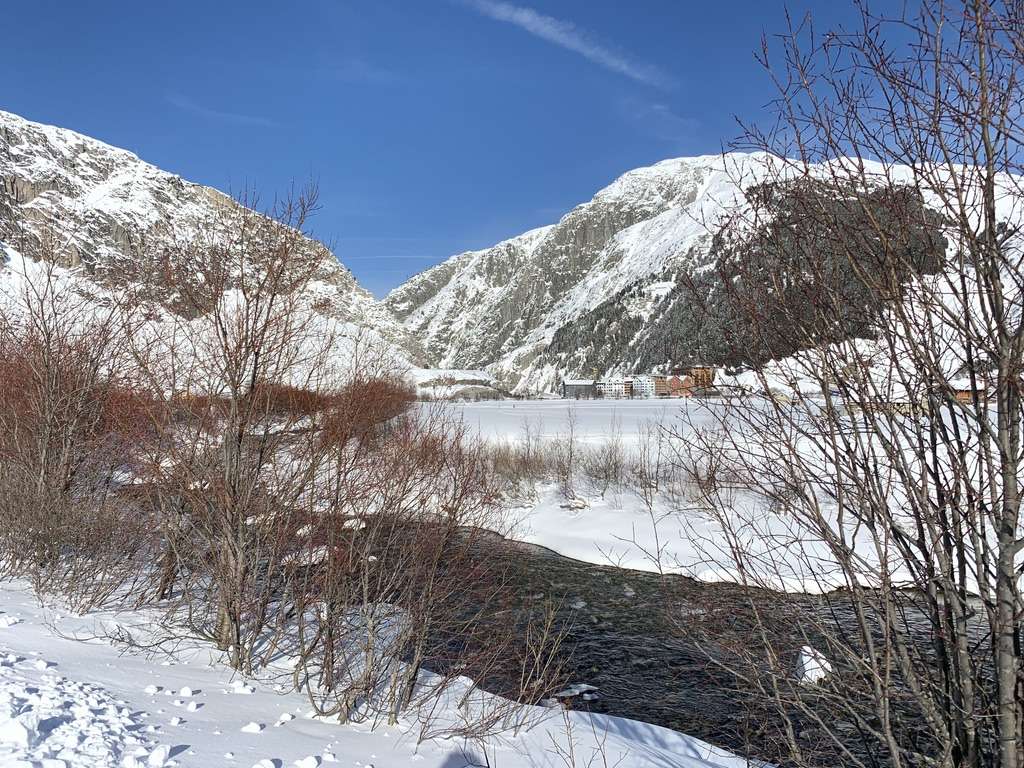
xmin=0 ymin=259 xmax=157 ymax=609
xmin=581 ymin=414 xmax=625 ymax=495
xmin=285 ymin=409 xmax=566 ymax=736
xmin=319 ymin=375 xmax=416 ymax=449
xmin=655 ymin=4 xmax=1024 ymax=766
xmin=553 ymin=408 xmax=579 ymax=499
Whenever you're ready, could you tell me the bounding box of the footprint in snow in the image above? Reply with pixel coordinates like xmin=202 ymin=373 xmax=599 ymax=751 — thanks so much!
xmin=229 ymin=680 xmax=256 ymax=695
xmin=0 ymin=614 xmax=22 ymax=628
xmin=241 ymin=721 xmax=265 ymax=733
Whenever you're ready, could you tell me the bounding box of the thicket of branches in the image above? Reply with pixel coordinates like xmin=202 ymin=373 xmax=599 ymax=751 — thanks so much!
xmin=0 ymin=190 xmax=565 ymax=739
xmin=652 ymin=2 xmax=1024 ymax=767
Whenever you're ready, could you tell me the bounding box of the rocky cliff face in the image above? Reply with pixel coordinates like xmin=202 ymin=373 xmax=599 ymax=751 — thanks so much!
xmin=387 ymin=154 xmax=948 ymax=393
xmin=0 ymin=109 xmax=421 ymax=364
xmin=385 ymin=154 xmax=758 ymax=392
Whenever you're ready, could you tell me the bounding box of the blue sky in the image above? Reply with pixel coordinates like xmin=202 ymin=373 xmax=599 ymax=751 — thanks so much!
xmin=5 ymin=1 xmax=853 ymax=296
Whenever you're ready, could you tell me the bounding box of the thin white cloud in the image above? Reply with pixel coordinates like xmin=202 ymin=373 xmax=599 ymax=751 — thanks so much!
xmin=462 ymin=0 xmax=671 ymax=88
xmin=166 ymin=93 xmax=275 ymax=127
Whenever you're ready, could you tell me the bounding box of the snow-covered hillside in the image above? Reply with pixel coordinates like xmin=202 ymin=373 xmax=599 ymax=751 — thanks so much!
xmin=386 ymin=153 xmax=961 ymax=395
xmin=385 ymin=154 xmax=768 ymax=393
xmin=0 ymin=109 xmax=420 ymax=366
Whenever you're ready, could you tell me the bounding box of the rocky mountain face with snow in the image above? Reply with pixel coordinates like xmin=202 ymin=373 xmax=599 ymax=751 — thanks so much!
xmin=0 ymin=110 xmax=421 ymax=363
xmin=0 ymin=111 xmax=945 ymax=393
xmin=385 ymin=155 xmax=726 ymax=392
xmin=386 ymin=154 xmax=946 ymax=393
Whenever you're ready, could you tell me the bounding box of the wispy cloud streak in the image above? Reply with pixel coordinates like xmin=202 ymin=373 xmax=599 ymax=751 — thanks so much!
xmin=462 ymin=0 xmax=671 ymax=88
xmin=166 ymin=93 xmax=275 ymax=127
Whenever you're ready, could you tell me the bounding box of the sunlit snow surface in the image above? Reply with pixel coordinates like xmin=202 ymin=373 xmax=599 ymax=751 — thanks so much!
xmin=449 ymin=399 xmax=920 ymax=593
xmin=0 ymin=584 xmax=750 ymax=768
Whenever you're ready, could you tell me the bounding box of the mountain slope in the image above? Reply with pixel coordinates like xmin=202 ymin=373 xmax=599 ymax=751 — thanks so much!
xmin=387 ymin=154 xmax=951 ymax=393
xmin=385 ymin=154 xmax=769 ymax=392
xmin=0 ymin=109 xmax=420 ymax=364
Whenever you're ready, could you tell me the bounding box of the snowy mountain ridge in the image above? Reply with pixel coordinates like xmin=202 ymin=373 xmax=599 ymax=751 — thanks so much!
xmin=0 ymin=109 xmax=421 ymax=366
xmin=386 ymin=151 xmax=982 ymax=394
xmin=385 ymin=153 xmax=774 ymax=393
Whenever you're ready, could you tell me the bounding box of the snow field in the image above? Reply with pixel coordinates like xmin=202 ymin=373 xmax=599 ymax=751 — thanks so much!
xmin=452 ymin=399 xmax=918 ymax=593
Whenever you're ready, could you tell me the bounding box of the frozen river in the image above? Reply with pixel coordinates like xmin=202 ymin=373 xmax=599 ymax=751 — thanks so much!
xmin=445 ymin=398 xmax=712 ymax=445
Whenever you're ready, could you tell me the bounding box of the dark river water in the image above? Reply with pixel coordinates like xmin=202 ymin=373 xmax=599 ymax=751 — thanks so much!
xmin=450 ymin=532 xmax=809 ymax=765
xmin=450 ymin=531 xmax=945 ymax=768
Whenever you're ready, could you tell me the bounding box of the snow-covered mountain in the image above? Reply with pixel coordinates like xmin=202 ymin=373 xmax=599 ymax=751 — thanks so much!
xmin=0 ymin=109 xmax=421 ymax=365
xmin=0 ymin=112 xmax=954 ymax=395
xmin=386 ymin=153 xmax=949 ymax=394
xmin=385 ymin=154 xmax=771 ymax=393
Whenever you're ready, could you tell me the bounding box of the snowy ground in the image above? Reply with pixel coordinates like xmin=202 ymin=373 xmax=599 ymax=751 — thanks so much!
xmin=448 ymin=399 xmax=696 ymax=447
xmin=451 ymin=400 xmax=860 ymax=592
xmin=0 ymin=582 xmax=751 ymax=768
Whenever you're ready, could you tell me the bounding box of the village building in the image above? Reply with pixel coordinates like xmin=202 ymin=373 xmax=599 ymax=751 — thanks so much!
xmin=562 ymin=379 xmax=596 ymax=399
xmin=946 ymin=377 xmax=987 ymax=404
xmin=560 ymin=366 xmax=719 ymax=400
xmin=655 ymin=374 xmax=694 ymax=398
xmin=632 ymin=375 xmax=657 ymax=398
xmin=595 ymin=377 xmax=633 ymax=399
xmin=673 ymin=364 xmax=716 ymax=389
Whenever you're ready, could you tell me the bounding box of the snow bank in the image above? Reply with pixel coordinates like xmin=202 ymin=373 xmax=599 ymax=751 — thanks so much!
xmin=0 ymin=585 xmax=752 ymax=767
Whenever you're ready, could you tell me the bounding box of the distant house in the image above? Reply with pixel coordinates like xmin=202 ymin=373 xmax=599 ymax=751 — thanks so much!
xmin=595 ymin=377 xmax=633 ymax=399
xmin=673 ymin=364 xmax=716 ymax=389
xmin=562 ymin=379 xmax=596 ymax=399
xmin=946 ymin=377 xmax=987 ymax=404
xmin=656 ymin=374 xmax=693 ymax=398
xmin=849 ymin=384 xmax=925 ymax=417
xmin=632 ymin=375 xmax=657 ymax=398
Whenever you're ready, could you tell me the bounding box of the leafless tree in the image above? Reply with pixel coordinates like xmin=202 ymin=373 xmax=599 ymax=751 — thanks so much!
xmin=123 ymin=186 xmax=352 ymax=670
xmin=113 ymin=185 xmax=567 ymax=735
xmin=659 ymin=3 xmax=1024 ymax=767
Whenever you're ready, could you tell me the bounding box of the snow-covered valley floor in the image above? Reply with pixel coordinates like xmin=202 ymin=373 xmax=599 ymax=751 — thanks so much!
xmin=0 ymin=399 xmax=802 ymax=767
xmin=450 ymin=399 xmax=845 ymax=590
xmin=0 ymin=581 xmax=751 ymax=768
xmin=449 ymin=399 xmax=694 ymax=447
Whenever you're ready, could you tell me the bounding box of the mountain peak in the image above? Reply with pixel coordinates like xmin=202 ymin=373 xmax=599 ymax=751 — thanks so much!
xmin=384 ymin=151 xmax=773 ymax=391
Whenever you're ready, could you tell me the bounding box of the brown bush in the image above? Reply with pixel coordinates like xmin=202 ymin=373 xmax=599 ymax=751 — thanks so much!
xmin=320 ymin=376 xmax=416 ymax=448
xmin=0 ymin=281 xmax=158 ymax=608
